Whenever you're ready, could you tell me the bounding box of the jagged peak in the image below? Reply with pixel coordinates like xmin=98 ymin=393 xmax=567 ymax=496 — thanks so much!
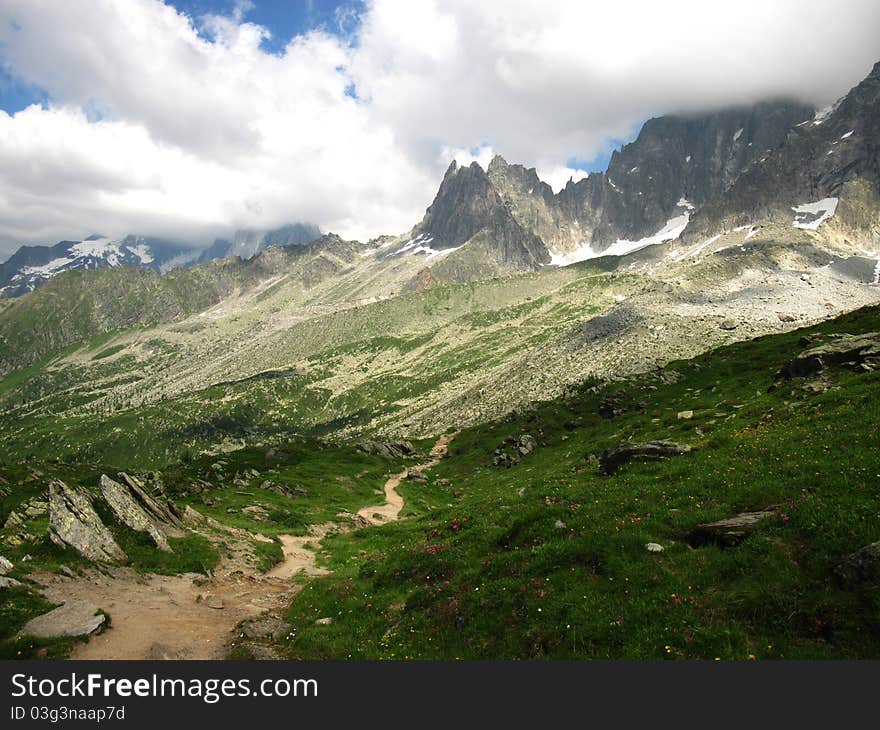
xmin=487 ymin=154 xmax=509 ymax=174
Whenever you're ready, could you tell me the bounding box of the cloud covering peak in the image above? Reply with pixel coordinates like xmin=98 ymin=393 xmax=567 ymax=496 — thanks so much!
xmin=0 ymin=0 xmax=878 ymax=256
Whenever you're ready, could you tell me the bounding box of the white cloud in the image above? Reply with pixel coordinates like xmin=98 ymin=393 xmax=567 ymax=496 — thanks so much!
xmin=0 ymin=0 xmax=878 ymax=258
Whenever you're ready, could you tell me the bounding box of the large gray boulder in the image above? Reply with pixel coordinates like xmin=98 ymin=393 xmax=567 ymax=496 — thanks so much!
xmin=781 ymin=332 xmax=880 ymax=377
xmin=834 ymin=541 xmax=880 ymax=588
xmin=598 ymin=441 xmax=693 ymax=475
xmin=47 ymin=480 xmax=126 ymax=563
xmin=117 ymin=472 xmax=184 ymax=528
xmin=23 ymin=601 xmax=107 ymax=638
xmin=99 ymin=475 xmax=172 ymax=552
xmin=688 ymin=511 xmax=776 ymax=547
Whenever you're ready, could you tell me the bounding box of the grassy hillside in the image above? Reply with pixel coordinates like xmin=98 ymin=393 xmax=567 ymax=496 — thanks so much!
xmin=261 ymin=305 xmax=880 ymax=659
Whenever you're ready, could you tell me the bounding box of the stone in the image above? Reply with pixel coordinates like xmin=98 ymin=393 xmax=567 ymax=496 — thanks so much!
xmin=315 ymin=617 xmax=333 ymax=626
xmin=3 ymin=511 xmax=24 ymax=529
xmin=23 ymin=601 xmax=107 ymax=638
xmin=645 ymin=543 xmax=664 ymax=553
xmin=0 ymin=556 xmax=12 ymax=575
xmin=688 ymin=511 xmax=775 ymax=547
xmin=0 ymin=576 xmax=22 ymax=588
xmin=117 ymin=472 xmax=184 ymax=528
xmin=780 ymin=332 xmax=880 ymax=378
xmin=47 ymin=480 xmax=126 ymax=563
xmin=677 ymin=410 xmax=694 ymax=420
xmin=59 ymin=565 xmax=76 ymax=578
xmin=240 ymin=617 xmax=292 ymax=640
xmin=517 ymin=434 xmax=538 ymax=457
xmin=720 ymin=320 xmax=738 ymax=331
xmin=598 ymin=441 xmax=693 ymax=475
xmin=241 ymin=505 xmax=270 ymax=522
xmin=834 ymin=541 xmax=880 ymax=588
xmin=554 ymin=520 xmax=566 ymax=529
xmin=100 ymin=474 xmax=172 ymax=552
xmin=203 ymin=594 xmax=224 ymax=610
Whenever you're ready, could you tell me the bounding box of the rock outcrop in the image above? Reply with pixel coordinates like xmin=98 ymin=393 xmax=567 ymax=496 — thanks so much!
xmin=834 ymin=541 xmax=880 ymax=588
xmin=47 ymin=480 xmax=126 ymax=563
xmin=99 ymin=475 xmax=172 ymax=552
xmin=687 ymin=511 xmax=776 ymax=547
xmin=780 ymin=332 xmax=880 ymax=377
xmin=598 ymin=441 xmax=693 ymax=475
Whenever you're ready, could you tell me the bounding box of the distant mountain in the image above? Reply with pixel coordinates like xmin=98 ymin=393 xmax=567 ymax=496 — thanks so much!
xmin=197 ymin=223 xmax=321 ymax=264
xmin=686 ymin=60 xmax=880 ymax=244
xmin=481 ymin=100 xmax=814 ymax=265
xmin=0 ymin=223 xmax=321 ymax=299
xmin=0 ymin=234 xmax=197 ymax=298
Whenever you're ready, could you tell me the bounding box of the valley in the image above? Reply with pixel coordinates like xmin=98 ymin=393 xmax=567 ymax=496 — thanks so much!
xmin=1 ymin=59 xmax=880 ymax=661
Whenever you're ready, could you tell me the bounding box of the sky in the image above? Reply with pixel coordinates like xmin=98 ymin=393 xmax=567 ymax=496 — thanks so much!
xmin=0 ymin=0 xmax=879 ymax=259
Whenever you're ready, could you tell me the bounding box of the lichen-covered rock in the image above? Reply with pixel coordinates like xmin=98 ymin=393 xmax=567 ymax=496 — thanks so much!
xmin=117 ymin=472 xmax=184 ymax=528
xmin=99 ymin=474 xmax=172 ymax=552
xmin=47 ymin=479 xmax=126 ymax=563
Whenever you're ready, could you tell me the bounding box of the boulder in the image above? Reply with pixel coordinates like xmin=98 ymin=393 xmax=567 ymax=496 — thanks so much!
xmin=780 ymin=332 xmax=880 ymax=378
xmin=677 ymin=410 xmax=694 ymax=420
xmin=0 ymin=556 xmax=12 ymax=575
xmin=241 ymin=505 xmax=270 ymax=522
xmin=687 ymin=510 xmax=775 ymax=547
xmin=47 ymin=480 xmax=126 ymax=563
xmin=240 ymin=617 xmax=292 ymax=640
xmin=517 ymin=434 xmax=538 ymax=457
xmin=0 ymin=576 xmax=22 ymax=588
xmin=23 ymin=601 xmax=107 ymax=638
xmin=117 ymin=472 xmax=184 ymax=528
xmin=100 ymin=475 xmax=172 ymax=552
xmin=720 ymin=320 xmax=738 ymax=331
xmin=598 ymin=441 xmax=693 ymax=475
xmin=645 ymin=543 xmax=664 ymax=553
xmin=834 ymin=541 xmax=880 ymax=588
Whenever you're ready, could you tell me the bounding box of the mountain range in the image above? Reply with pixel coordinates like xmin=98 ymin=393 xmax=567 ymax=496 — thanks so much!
xmin=0 ymin=61 xmax=879 ymax=439
xmin=0 ymin=223 xmax=321 ymax=298
xmin=2 ymin=59 xmax=880 ymax=663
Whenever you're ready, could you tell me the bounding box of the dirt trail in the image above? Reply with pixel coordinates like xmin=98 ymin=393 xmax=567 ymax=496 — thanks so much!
xmin=357 ymin=432 xmax=455 ymax=526
xmin=37 ymin=432 xmax=455 ymax=660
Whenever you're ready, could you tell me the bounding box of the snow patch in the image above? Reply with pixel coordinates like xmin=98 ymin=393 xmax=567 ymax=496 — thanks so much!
xmin=685 ymin=155 xmax=691 ymax=163
xmin=840 ymin=130 xmax=854 ymax=140
xmin=791 ymin=198 xmax=838 ymax=230
xmin=672 ymin=233 xmax=721 ymax=262
xmin=552 ymin=211 xmax=691 ymax=267
xmin=125 ymin=244 xmax=153 ymax=264
xmin=733 ymin=128 xmax=744 ymax=142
